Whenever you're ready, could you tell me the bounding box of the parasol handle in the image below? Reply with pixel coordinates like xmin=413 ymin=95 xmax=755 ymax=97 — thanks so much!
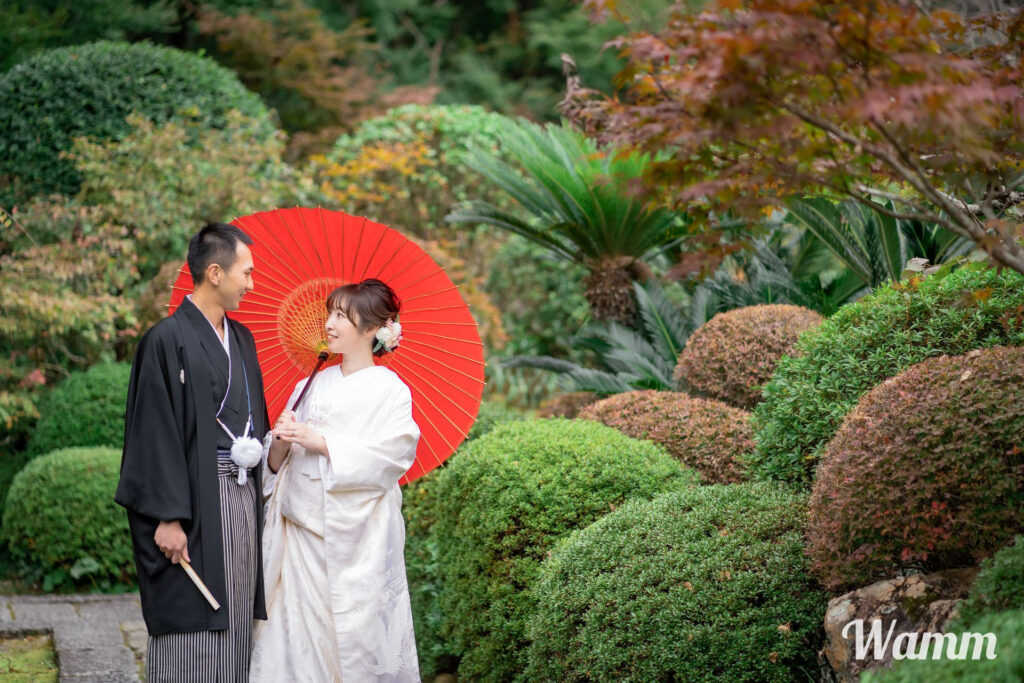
xmin=275 ymin=350 xmax=329 ymax=440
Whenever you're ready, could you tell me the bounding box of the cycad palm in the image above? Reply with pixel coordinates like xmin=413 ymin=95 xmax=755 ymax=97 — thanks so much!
xmin=446 ymin=118 xmax=686 ymax=322
xmin=506 ymin=280 xmax=689 ymax=393
xmin=785 ymin=197 xmax=974 ymax=289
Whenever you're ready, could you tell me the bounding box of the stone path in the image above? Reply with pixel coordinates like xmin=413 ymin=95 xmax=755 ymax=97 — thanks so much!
xmin=0 ymin=593 xmax=145 ymax=682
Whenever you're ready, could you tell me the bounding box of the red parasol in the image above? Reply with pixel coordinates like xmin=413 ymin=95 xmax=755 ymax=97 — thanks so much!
xmin=168 ymin=207 xmax=485 ymax=483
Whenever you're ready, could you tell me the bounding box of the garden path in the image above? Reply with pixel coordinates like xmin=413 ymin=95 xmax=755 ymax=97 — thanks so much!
xmin=1 ymin=593 xmax=145 ymax=682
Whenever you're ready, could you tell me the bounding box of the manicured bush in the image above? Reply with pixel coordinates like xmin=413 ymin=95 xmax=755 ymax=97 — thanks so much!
xmin=862 ymin=609 xmax=1024 ymax=683
xmin=1 ymin=447 xmax=134 ymax=591
xmin=431 ymin=418 xmax=698 ymax=682
xmin=403 ymin=467 xmax=457 ymax=678
xmin=466 ymin=401 xmax=526 ymax=442
xmin=526 ymin=483 xmax=826 ymax=682
xmin=749 ymin=264 xmax=1024 ymax=486
xmin=674 ymin=304 xmax=823 ymax=410
xmin=29 ymin=363 xmax=130 ymax=457
xmin=807 ymin=347 xmax=1024 ymax=591
xmin=953 ymin=536 xmax=1024 ymax=629
xmin=579 ymin=390 xmax=752 ymax=484
xmin=0 ymin=40 xmax=274 ymax=202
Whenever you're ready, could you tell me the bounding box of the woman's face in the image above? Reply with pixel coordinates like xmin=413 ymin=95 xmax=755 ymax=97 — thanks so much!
xmin=325 ymin=303 xmax=375 ymax=355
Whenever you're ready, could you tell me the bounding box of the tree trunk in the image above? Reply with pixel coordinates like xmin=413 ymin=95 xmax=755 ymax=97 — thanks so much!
xmin=583 ymin=257 xmax=650 ymax=324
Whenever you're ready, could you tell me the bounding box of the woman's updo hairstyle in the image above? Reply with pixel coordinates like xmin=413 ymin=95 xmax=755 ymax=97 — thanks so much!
xmin=326 ymin=278 xmax=401 ymax=357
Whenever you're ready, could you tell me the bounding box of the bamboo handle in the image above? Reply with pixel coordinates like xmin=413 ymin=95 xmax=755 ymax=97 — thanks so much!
xmin=179 ymin=559 xmax=221 ymax=611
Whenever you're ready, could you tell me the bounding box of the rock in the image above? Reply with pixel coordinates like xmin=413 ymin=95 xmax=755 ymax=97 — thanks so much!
xmin=820 ymin=567 xmax=979 ymax=682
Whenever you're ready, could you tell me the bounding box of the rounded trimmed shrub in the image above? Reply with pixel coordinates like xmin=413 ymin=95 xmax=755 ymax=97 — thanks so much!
xmin=526 ymin=483 xmax=826 ymax=682
xmin=579 ymin=390 xmax=752 ymax=484
xmin=403 ymin=466 xmax=458 ymax=678
xmin=674 ymin=304 xmax=823 ymax=410
xmin=862 ymin=609 xmax=1024 ymax=683
xmin=953 ymin=536 xmax=1024 ymax=629
xmin=0 ymin=40 xmax=274 ymax=202
xmin=807 ymin=347 xmax=1024 ymax=591
xmin=29 ymin=362 xmax=130 ymax=457
xmin=431 ymin=418 xmax=698 ymax=682
xmin=750 ymin=264 xmax=1024 ymax=486
xmin=1 ymin=447 xmax=134 ymax=590
xmin=466 ymin=401 xmax=526 ymax=442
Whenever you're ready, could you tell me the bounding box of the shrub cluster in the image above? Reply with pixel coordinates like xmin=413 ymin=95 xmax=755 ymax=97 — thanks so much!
xmin=1 ymin=447 xmax=134 ymax=591
xmin=579 ymin=390 xmax=752 ymax=484
xmin=526 ymin=483 xmax=826 ymax=682
xmin=674 ymin=304 xmax=823 ymax=410
xmin=749 ymin=264 xmax=1024 ymax=486
xmin=862 ymin=609 xmax=1024 ymax=683
xmin=29 ymin=362 xmax=131 ymax=458
xmin=430 ymin=418 xmax=697 ymax=682
xmin=952 ymin=536 xmax=1024 ymax=629
xmin=807 ymin=347 xmax=1024 ymax=591
xmin=0 ymin=40 xmax=273 ymax=202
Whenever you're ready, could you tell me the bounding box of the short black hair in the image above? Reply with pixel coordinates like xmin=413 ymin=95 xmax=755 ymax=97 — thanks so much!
xmin=187 ymin=222 xmax=253 ymax=285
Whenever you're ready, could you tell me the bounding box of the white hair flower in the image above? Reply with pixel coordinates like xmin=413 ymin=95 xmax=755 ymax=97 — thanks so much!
xmin=373 ymin=318 xmax=403 ymax=353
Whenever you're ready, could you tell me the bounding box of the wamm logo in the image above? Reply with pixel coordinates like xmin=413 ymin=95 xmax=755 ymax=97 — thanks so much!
xmin=842 ymin=619 xmax=997 ymax=661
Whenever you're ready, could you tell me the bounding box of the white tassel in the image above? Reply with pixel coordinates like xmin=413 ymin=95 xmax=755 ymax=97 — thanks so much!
xmin=231 ymin=436 xmax=263 ymax=485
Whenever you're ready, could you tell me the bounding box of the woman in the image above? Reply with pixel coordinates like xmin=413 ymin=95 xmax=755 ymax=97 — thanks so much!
xmin=250 ymin=278 xmax=420 ymax=682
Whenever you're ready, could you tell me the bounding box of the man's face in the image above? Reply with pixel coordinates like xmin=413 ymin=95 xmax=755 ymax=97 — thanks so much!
xmin=217 ymin=242 xmax=255 ymax=311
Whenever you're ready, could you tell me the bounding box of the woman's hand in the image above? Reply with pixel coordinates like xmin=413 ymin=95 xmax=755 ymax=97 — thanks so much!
xmin=273 ymin=418 xmax=327 ymax=455
xmin=268 ymin=410 xmax=297 ymax=473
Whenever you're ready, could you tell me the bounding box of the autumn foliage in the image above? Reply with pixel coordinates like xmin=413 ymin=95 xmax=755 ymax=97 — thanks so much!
xmin=198 ymin=0 xmax=436 ymax=158
xmin=579 ymin=390 xmax=752 ymax=484
xmin=572 ymin=1 xmax=1024 ymax=275
xmin=673 ymin=304 xmax=823 ymax=410
xmin=806 ymin=346 xmax=1024 ymax=591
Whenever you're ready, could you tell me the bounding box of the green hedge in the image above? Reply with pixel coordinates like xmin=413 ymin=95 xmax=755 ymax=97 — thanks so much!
xmin=862 ymin=609 xmax=1024 ymax=683
xmin=0 ymin=40 xmax=274 ymax=202
xmin=748 ymin=264 xmax=1024 ymax=486
xmin=1 ymin=447 xmax=134 ymax=591
xmin=403 ymin=467 xmax=456 ymax=678
xmin=526 ymin=483 xmax=826 ymax=682
xmin=953 ymin=536 xmax=1024 ymax=629
xmin=466 ymin=401 xmax=526 ymax=442
xmin=29 ymin=362 xmax=130 ymax=457
xmin=431 ymin=418 xmax=698 ymax=682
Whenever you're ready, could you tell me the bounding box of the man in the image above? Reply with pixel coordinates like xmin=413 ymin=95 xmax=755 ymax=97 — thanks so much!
xmin=115 ymin=222 xmax=268 ymax=681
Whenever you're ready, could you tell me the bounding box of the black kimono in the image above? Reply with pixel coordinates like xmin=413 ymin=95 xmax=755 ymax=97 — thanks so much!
xmin=115 ymin=297 xmax=268 ymax=637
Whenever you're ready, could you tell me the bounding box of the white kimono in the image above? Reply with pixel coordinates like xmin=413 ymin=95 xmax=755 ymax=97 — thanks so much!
xmin=250 ymin=365 xmax=421 ymax=682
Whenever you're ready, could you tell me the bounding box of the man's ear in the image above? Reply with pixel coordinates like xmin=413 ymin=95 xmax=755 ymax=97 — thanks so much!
xmin=205 ymin=263 xmax=221 ymax=287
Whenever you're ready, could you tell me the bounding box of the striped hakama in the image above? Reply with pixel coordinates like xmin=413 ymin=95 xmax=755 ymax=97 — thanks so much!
xmin=146 ymin=456 xmax=258 ymax=683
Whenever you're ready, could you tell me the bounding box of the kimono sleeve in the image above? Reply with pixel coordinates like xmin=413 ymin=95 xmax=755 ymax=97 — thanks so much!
xmin=319 ymin=384 xmax=419 ymax=493
xmin=261 ymin=381 xmax=304 ymax=499
xmin=114 ymin=325 xmax=192 ymax=522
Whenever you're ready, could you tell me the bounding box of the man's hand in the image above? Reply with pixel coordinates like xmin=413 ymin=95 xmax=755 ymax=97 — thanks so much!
xmin=154 ymin=520 xmax=190 ymax=564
